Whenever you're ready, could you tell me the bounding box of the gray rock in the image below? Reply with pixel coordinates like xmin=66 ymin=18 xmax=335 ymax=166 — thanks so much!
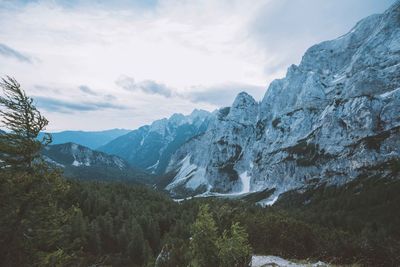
xmin=165 ymin=2 xmax=400 ymax=198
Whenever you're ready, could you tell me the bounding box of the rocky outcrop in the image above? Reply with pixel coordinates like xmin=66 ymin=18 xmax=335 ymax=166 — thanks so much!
xmin=165 ymin=2 xmax=400 ymax=198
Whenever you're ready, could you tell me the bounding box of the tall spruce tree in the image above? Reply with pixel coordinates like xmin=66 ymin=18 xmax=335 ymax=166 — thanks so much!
xmin=217 ymin=222 xmax=252 ymax=267
xmin=189 ymin=204 xmax=219 ymax=267
xmin=0 ymin=77 xmax=69 ymax=266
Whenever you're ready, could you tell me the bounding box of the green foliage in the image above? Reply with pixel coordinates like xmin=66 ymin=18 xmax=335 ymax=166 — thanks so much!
xmin=0 ymin=77 xmax=69 ymax=266
xmin=364 ymin=131 xmax=390 ymax=151
xmin=189 ymin=204 xmax=252 ymax=267
xmin=189 ymin=204 xmax=219 ymax=267
xmin=3 ymin=173 xmax=398 ymax=266
xmin=274 ymin=176 xmax=400 ymax=265
xmin=59 ymin=181 xmax=178 ymax=266
xmin=285 ymin=140 xmax=332 ymax=166
xmin=0 ymin=166 xmax=69 ymax=266
xmin=0 ymin=76 xmax=51 ymax=171
xmin=217 ymin=222 xmax=252 ymax=267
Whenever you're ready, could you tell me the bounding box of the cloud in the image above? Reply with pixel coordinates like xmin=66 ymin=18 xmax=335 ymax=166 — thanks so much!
xmin=116 ymin=76 xmax=173 ymax=97
xmin=0 ymin=0 xmax=395 ymax=130
xmin=0 ymin=43 xmax=31 ymax=63
xmin=248 ymin=0 xmax=397 ymax=73
xmin=115 ymin=75 xmax=265 ymax=106
xmin=79 ymin=85 xmax=98 ymax=96
xmin=185 ymin=83 xmax=265 ymax=107
xmin=104 ymin=94 xmax=117 ymax=101
xmin=34 ymin=96 xmax=127 ymax=113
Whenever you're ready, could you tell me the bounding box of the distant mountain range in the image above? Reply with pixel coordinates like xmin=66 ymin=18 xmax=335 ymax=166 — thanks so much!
xmin=38 ymin=129 xmax=131 ymax=149
xmin=42 ymin=142 xmax=152 ymax=184
xmin=99 ymin=109 xmax=213 ymax=175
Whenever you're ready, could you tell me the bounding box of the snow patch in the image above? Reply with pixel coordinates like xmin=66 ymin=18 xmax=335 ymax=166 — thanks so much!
xmin=331 ymin=74 xmax=346 ymax=84
xmin=166 ymin=155 xmax=208 ymax=190
xmin=251 ymin=255 xmax=327 ymax=267
xmin=72 ymin=158 xmax=90 ymax=167
xmin=43 ymin=156 xmax=65 ymax=168
xmin=71 ymin=143 xmax=79 ymax=151
xmin=379 ymin=87 xmax=400 ymax=98
xmin=147 ymin=160 xmax=159 ymax=170
xmin=185 ymin=166 xmax=206 ymax=189
xmin=240 ymin=171 xmax=251 ymax=193
xmin=114 ymin=158 xmax=125 ymax=169
xmin=257 ymin=193 xmax=280 ymax=207
xmin=265 ymin=195 xmax=279 ymax=206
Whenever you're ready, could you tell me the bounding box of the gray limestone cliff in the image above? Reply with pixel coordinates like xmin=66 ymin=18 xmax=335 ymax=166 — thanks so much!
xmin=165 ymin=2 xmax=400 ymax=199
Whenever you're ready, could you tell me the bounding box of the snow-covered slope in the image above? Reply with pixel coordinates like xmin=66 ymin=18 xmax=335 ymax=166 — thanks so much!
xmin=99 ymin=109 xmax=213 ymax=174
xmin=165 ymin=2 xmax=400 ymax=198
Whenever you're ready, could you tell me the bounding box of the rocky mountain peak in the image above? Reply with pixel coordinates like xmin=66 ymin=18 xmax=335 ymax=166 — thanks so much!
xmin=190 ymin=108 xmax=210 ymax=118
xmin=164 ymin=3 xmax=400 ymax=200
xmin=227 ymin=92 xmax=259 ymax=124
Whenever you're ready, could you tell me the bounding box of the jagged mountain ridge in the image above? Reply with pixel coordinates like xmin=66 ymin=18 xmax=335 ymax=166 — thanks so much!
xmin=99 ymin=109 xmax=213 ymax=175
xmin=42 ymin=142 xmax=151 ymax=183
xmin=165 ymin=2 xmax=400 ymax=199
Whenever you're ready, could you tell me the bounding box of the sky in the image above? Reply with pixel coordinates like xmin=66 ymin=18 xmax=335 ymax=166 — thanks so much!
xmin=0 ymin=0 xmax=396 ymax=131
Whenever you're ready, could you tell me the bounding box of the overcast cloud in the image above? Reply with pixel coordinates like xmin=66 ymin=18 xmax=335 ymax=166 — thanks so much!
xmin=116 ymin=75 xmax=174 ymax=98
xmin=0 ymin=43 xmax=32 ymax=63
xmin=0 ymin=0 xmax=395 ymax=131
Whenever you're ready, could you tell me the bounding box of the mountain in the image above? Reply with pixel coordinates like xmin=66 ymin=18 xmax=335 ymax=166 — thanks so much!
xmin=38 ymin=129 xmax=131 ymax=149
xmin=99 ymin=109 xmax=213 ymax=175
xmin=42 ymin=142 xmax=151 ymax=183
xmin=164 ymin=2 xmax=400 ymax=199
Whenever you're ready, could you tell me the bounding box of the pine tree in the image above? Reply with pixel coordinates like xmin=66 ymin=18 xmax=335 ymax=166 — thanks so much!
xmin=0 ymin=76 xmax=51 ymax=171
xmin=127 ymin=219 xmax=146 ymax=265
xmin=0 ymin=77 xmax=69 ymax=266
xmin=88 ymin=221 xmax=102 ymax=255
xmin=217 ymin=222 xmax=252 ymax=267
xmin=189 ymin=204 xmax=219 ymax=267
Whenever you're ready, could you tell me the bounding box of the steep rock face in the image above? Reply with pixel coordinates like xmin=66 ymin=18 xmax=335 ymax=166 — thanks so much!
xmin=99 ymin=109 xmax=212 ymax=175
xmin=166 ymin=92 xmax=258 ymax=194
xmin=166 ymin=2 xmax=400 ymax=198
